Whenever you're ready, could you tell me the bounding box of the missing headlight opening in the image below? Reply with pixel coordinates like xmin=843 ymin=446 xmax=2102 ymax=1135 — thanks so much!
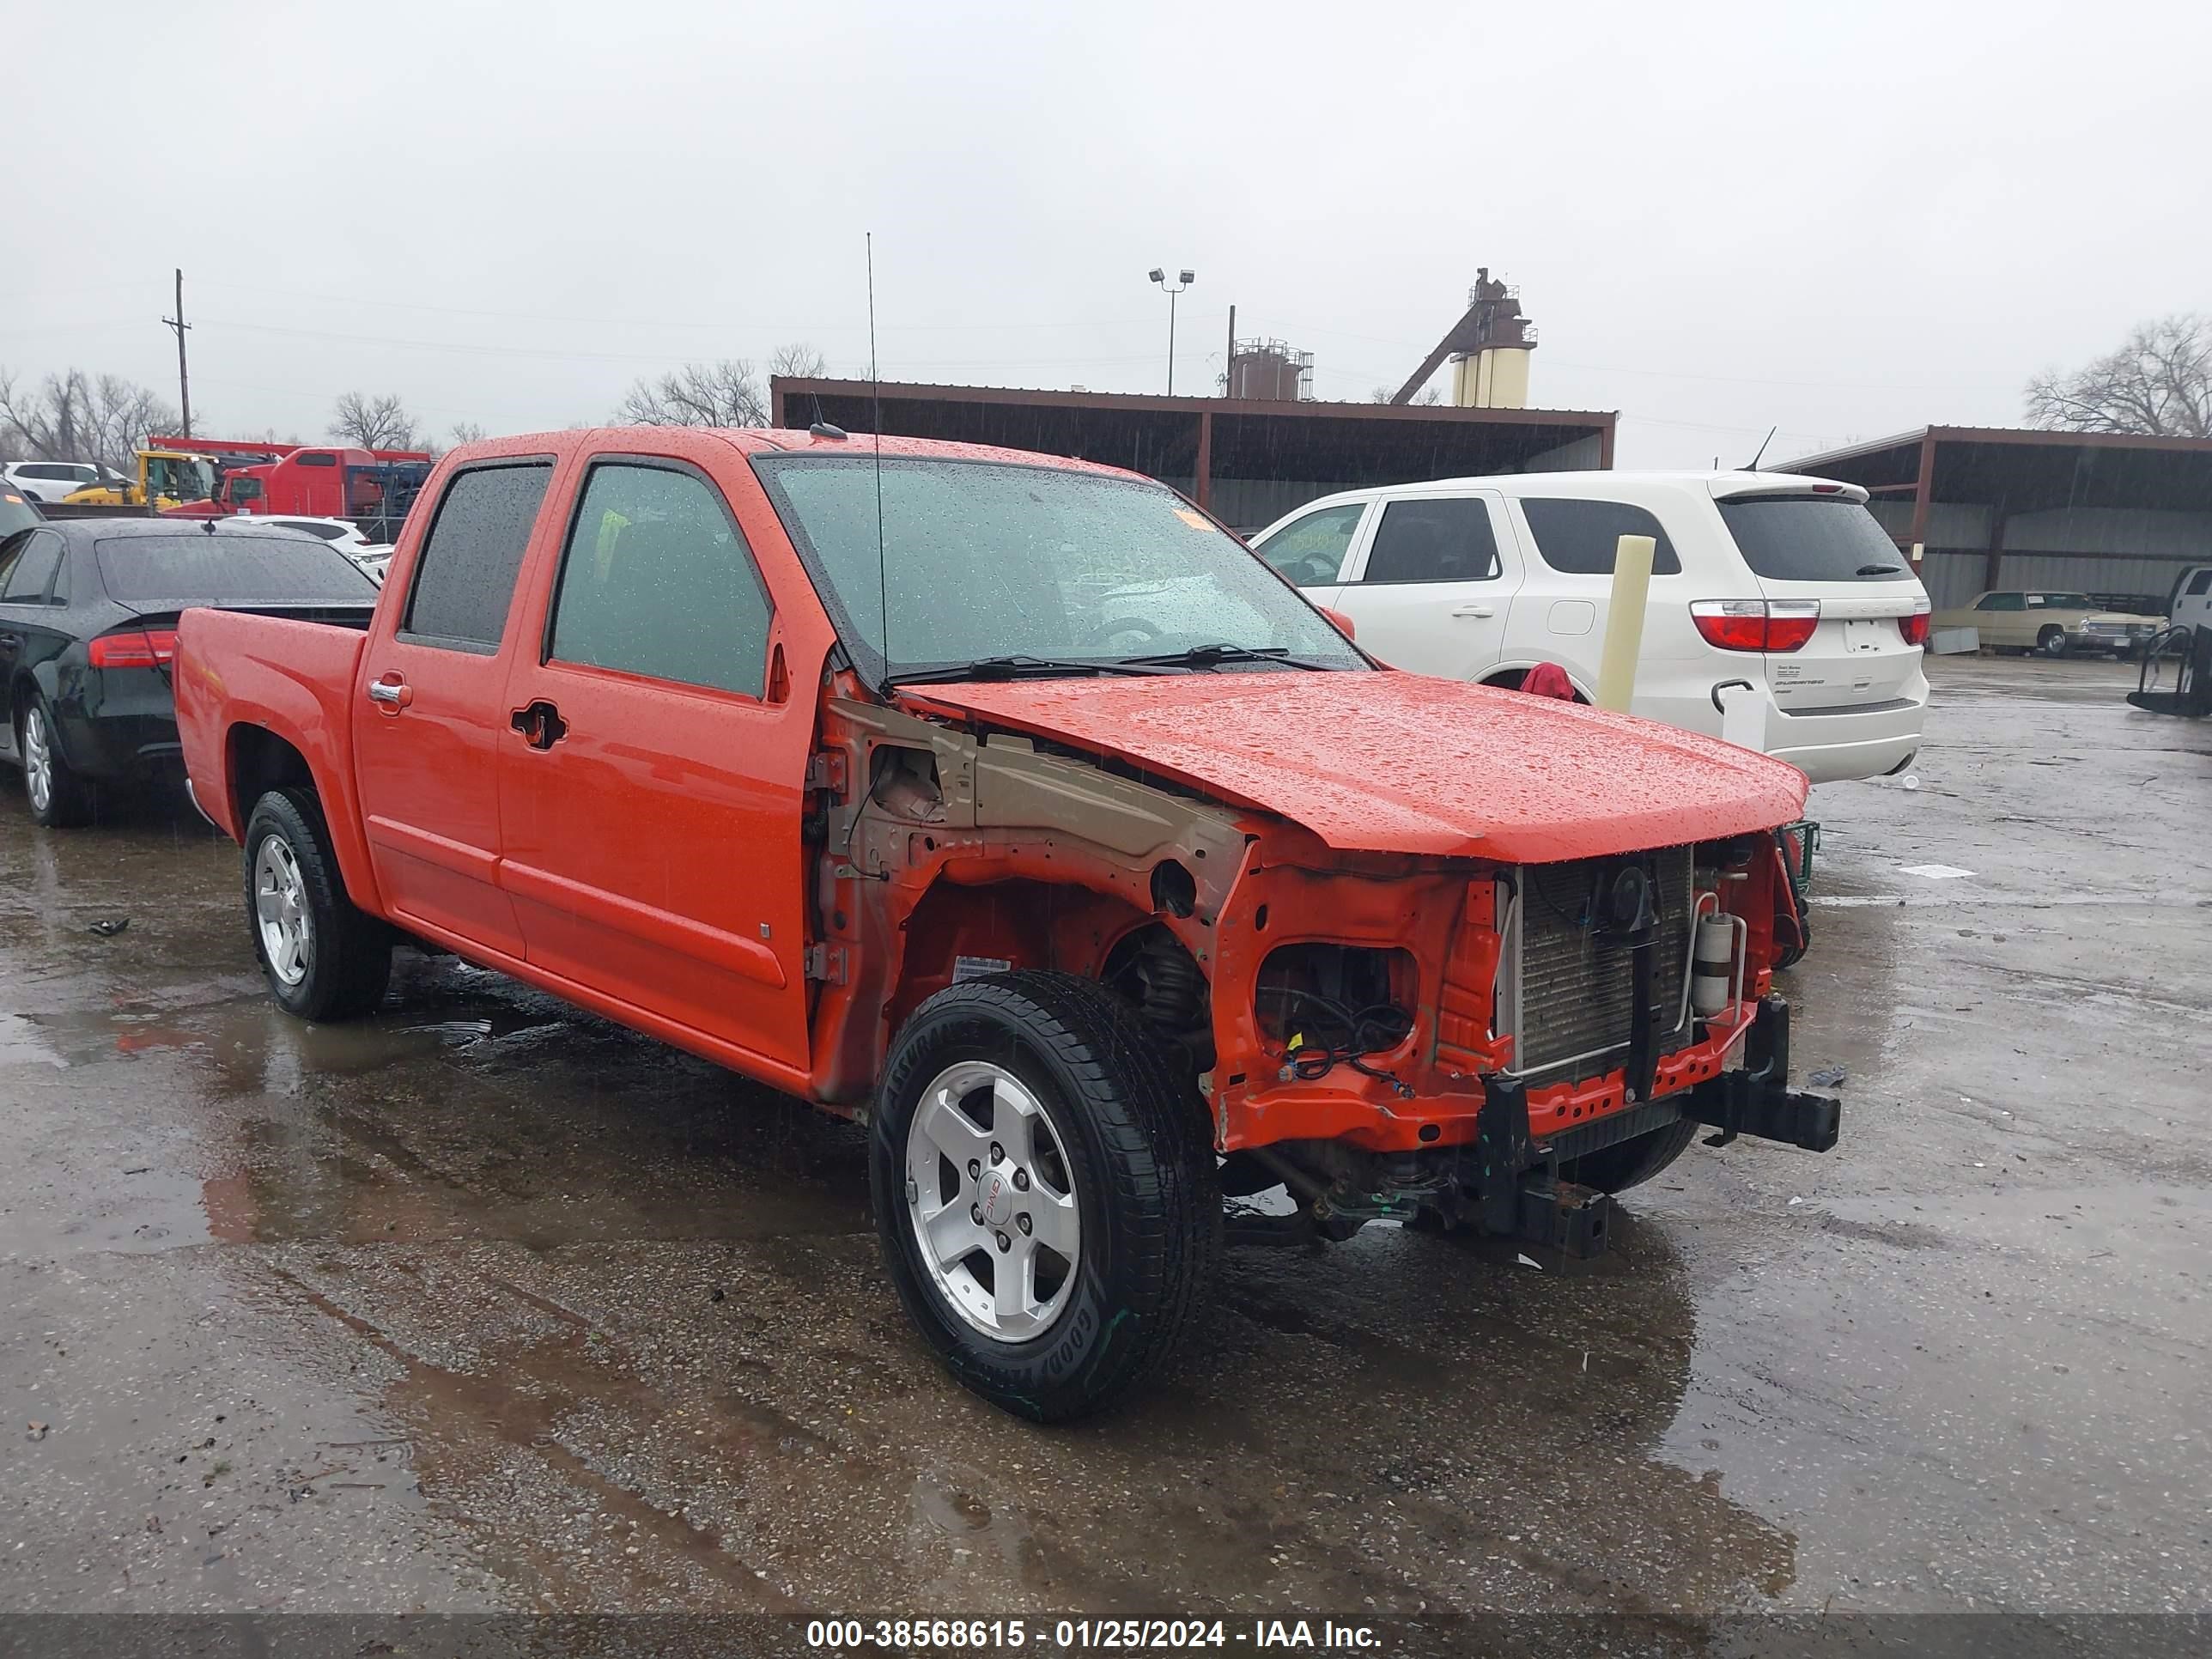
xmin=1256 ymin=944 xmax=1416 ymax=1091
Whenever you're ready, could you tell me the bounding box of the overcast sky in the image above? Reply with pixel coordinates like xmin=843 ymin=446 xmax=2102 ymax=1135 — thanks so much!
xmin=4 ymin=0 xmax=2204 ymax=467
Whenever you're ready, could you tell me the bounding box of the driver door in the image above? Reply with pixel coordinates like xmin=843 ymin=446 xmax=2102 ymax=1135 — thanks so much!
xmin=1250 ymin=498 xmax=1372 ymax=612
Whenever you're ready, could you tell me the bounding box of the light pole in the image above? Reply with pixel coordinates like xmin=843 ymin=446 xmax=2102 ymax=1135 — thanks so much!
xmin=1149 ymin=267 xmax=1194 ymax=395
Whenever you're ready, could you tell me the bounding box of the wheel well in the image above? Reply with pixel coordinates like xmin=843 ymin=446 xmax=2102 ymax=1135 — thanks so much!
xmin=227 ymin=725 xmax=314 ymax=825
xmin=887 ymin=878 xmax=1164 ymax=1036
xmin=1482 ymin=666 xmax=1589 ymax=703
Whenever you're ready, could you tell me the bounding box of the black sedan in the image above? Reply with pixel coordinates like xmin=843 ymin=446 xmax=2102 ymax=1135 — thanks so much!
xmin=0 ymin=520 xmax=379 ymax=826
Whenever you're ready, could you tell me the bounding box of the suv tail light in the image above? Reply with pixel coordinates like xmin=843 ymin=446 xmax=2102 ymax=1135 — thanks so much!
xmin=1899 ymin=598 xmax=1932 ymax=647
xmin=88 ymin=629 xmax=179 ymax=669
xmin=1690 ymin=599 xmax=1820 ymax=653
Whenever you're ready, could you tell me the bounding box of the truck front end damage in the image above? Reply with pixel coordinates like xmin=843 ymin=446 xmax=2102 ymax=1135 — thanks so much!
xmin=808 ymin=678 xmax=1838 ymax=1261
xmin=1206 ymin=832 xmax=1838 ymax=1252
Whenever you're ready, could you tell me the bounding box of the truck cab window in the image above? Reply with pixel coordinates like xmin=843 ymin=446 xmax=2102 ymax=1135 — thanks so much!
xmin=402 ymin=462 xmax=553 ymax=649
xmin=1520 ymin=498 xmax=1682 ymax=575
xmin=1358 ymin=498 xmax=1499 ymax=584
xmin=548 ymin=462 xmax=773 ymax=697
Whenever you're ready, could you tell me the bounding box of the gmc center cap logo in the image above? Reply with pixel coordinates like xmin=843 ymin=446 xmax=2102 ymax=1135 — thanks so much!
xmin=980 ymin=1170 xmax=1016 ymax=1229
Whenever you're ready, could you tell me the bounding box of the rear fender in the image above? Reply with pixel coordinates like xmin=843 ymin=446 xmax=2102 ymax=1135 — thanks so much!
xmin=175 ymin=610 xmax=385 ymax=915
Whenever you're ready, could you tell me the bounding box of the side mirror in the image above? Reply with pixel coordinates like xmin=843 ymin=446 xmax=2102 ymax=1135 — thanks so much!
xmin=1319 ymin=606 xmax=1356 ymax=640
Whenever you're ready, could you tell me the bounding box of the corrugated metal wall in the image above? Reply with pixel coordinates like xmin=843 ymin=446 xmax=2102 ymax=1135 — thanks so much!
xmin=1206 ymin=432 xmax=1608 ymax=532
xmin=1869 ymin=501 xmax=2211 ymax=607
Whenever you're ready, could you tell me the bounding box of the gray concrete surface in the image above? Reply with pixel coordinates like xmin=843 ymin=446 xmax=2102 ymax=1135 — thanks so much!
xmin=0 ymin=653 xmax=2205 ymax=1621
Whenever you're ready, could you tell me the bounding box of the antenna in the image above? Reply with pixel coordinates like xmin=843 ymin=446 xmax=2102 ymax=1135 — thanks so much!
xmin=1744 ymin=424 xmax=1778 ymax=471
xmin=868 ymin=232 xmax=889 ymax=685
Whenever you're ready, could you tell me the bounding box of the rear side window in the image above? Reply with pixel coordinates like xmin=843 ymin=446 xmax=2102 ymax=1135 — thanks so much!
xmin=1 ymin=530 xmax=64 ymax=601
xmin=94 ymin=535 xmax=377 ymax=606
xmin=549 ymin=462 xmax=773 ymax=696
xmin=1520 ymin=498 xmax=1682 ymax=575
xmin=1717 ymin=495 xmax=1910 ymax=582
xmin=1255 ymin=501 xmax=1364 ymax=586
xmin=1359 ymin=497 xmax=1501 ymax=584
xmin=2189 ymin=570 xmax=2212 ymax=597
xmin=403 ymin=463 xmax=552 ymax=648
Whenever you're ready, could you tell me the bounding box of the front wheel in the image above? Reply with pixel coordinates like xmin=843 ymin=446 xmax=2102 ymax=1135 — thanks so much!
xmin=871 ymin=971 xmax=1218 ymax=1421
xmin=242 ymin=788 xmax=391 ymax=1021
xmin=2037 ymin=626 xmax=2069 ymax=659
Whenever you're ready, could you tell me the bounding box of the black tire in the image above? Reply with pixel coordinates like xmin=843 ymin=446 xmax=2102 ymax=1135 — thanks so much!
xmin=2037 ymin=626 xmax=2069 ymax=659
xmin=241 ymin=787 xmax=391 ymax=1021
xmin=1561 ymin=1118 xmax=1699 ymax=1194
xmin=871 ymin=970 xmax=1219 ymax=1421
xmin=20 ymin=696 xmax=92 ymax=828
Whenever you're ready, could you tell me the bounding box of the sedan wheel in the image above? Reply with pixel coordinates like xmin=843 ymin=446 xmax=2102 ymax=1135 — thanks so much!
xmin=20 ymin=699 xmax=90 ymax=828
xmin=23 ymin=707 xmax=52 ymax=816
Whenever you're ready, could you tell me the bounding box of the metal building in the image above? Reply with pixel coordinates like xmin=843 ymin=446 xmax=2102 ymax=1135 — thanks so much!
xmin=1782 ymin=426 xmax=2212 ymax=611
xmin=769 ymin=378 xmax=1613 ymax=533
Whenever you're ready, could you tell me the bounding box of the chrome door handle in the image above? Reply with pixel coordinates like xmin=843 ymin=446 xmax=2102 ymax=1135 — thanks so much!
xmin=367 ymin=678 xmax=410 ymax=707
xmin=1451 ymin=604 xmax=1496 ymax=619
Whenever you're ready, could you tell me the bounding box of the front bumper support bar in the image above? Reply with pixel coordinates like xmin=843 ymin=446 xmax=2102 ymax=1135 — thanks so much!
xmin=1681 ymin=994 xmax=1841 ymax=1152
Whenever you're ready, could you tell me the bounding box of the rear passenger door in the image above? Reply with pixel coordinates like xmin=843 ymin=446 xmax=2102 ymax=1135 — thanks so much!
xmin=495 ymin=446 xmax=814 ymax=1077
xmin=355 ymin=458 xmax=559 ymax=958
xmin=1333 ymin=494 xmax=1518 ymax=677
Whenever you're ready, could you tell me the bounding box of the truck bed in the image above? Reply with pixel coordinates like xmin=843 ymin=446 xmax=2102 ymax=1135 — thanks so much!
xmin=174 ymin=606 xmax=377 ymax=866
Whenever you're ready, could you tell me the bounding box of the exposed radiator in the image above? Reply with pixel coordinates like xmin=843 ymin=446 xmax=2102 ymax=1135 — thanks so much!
xmin=1499 ymin=846 xmax=1696 ymax=1082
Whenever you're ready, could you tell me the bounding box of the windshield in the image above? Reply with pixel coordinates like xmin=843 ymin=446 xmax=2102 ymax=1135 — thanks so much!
xmin=95 ymin=533 xmax=380 ymax=608
xmin=2030 ymin=592 xmax=2094 ymax=609
xmin=1717 ymin=495 xmax=1911 ymax=582
xmin=753 ymin=455 xmax=1364 ymax=678
xmin=147 ymin=455 xmax=215 ymax=501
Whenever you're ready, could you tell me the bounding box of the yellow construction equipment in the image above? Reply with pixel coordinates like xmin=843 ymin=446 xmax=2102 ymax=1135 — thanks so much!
xmin=64 ymin=448 xmax=216 ymax=509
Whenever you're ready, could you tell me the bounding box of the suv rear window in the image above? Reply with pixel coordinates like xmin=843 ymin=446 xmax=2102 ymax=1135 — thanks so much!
xmin=1717 ymin=495 xmax=1910 ymax=583
xmin=1519 ymin=498 xmax=1682 ymax=575
xmin=94 ymin=535 xmax=379 ymax=607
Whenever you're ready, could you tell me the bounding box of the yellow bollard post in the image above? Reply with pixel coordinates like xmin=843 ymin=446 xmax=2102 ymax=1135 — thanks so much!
xmin=1593 ymin=533 xmax=1656 ymax=713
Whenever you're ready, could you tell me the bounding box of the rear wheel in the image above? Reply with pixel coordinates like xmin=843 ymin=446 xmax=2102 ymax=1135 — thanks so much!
xmin=21 ymin=698 xmax=92 ymax=828
xmin=2037 ymin=626 xmax=2069 ymax=659
xmin=871 ymin=970 xmax=1218 ymax=1421
xmin=1561 ymin=1118 xmax=1699 ymax=1194
xmin=242 ymin=788 xmax=391 ymax=1021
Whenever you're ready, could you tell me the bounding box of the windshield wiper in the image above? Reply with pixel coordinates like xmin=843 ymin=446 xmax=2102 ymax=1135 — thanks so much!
xmin=1856 ymin=563 xmax=1904 ymax=576
xmin=1115 ymin=641 xmax=1334 ymax=671
xmin=887 ymin=654 xmax=1171 ymax=686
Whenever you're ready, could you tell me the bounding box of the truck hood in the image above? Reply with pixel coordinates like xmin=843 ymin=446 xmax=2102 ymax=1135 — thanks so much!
xmin=901 ymin=672 xmax=1808 ymax=863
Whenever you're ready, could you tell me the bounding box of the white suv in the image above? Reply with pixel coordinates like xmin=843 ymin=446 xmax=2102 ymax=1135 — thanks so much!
xmin=3 ymin=460 xmax=105 ymax=502
xmin=1250 ymin=471 xmax=1930 ymax=785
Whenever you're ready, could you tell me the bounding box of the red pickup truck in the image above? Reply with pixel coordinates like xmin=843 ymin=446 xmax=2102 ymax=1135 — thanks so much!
xmin=174 ymin=426 xmax=1838 ymax=1419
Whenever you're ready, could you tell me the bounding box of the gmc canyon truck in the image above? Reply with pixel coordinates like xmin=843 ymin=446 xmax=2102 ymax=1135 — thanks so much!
xmin=174 ymin=427 xmax=1839 ymax=1420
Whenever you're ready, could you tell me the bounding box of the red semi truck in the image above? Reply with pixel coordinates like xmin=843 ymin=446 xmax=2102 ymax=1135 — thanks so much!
xmin=172 ymin=426 xmax=1839 ymax=1419
xmin=155 ymin=437 xmax=433 ymax=539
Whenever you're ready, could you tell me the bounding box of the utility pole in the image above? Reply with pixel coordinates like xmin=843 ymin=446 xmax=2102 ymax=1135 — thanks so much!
xmin=162 ymin=268 xmax=192 ymax=440
xmin=1224 ymin=304 xmax=1236 ymax=398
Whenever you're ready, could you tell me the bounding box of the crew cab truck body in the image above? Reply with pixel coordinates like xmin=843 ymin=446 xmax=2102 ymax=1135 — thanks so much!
xmin=175 ymin=427 xmax=1839 ymax=1420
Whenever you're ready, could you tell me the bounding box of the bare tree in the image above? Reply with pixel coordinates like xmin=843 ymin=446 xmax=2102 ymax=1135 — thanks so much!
xmin=330 ymin=391 xmax=424 ymax=451
xmin=447 ymin=420 xmax=487 ymax=447
xmin=769 ymin=343 xmax=830 ymax=381
xmin=0 ymin=368 xmax=179 ymax=472
xmin=2026 ymin=314 xmax=2212 ymax=438
xmin=1369 ymin=383 xmax=1441 ymax=405
xmin=615 ymin=360 xmax=769 ymax=427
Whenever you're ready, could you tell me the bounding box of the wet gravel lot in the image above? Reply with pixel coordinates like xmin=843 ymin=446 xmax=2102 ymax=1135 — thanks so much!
xmin=0 ymin=653 xmax=2206 ymax=1632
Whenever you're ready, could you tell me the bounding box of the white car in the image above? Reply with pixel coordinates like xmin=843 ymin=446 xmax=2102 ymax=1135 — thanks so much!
xmin=217 ymin=514 xmax=376 ymax=550
xmin=1249 ymin=471 xmax=1930 ymax=785
xmin=3 ymin=460 xmax=109 ymax=502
